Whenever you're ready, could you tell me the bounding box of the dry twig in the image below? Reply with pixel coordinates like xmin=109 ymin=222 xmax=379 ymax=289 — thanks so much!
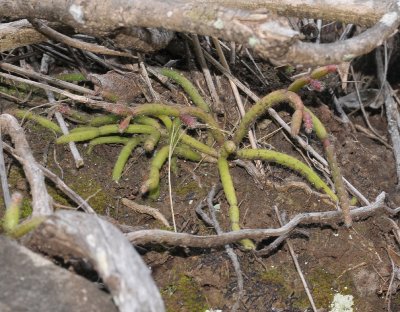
xmin=121 ymin=198 xmax=171 ymax=228
xmin=0 ymin=114 xmax=53 ymax=216
xmin=376 ymin=44 xmax=400 ymax=187
xmin=127 ymin=192 xmax=386 ymax=248
xmin=196 ymin=185 xmax=244 ymax=312
xmin=0 ymin=127 xmax=11 ymax=208
xmin=2 ymin=142 xmax=95 ymax=214
xmin=191 ymin=35 xmax=222 ymax=113
xmin=29 ymin=18 xmax=135 ymax=58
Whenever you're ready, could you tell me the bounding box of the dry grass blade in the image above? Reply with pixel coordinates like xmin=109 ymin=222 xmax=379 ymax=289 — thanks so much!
xmin=274 ymin=206 xmax=318 ymax=312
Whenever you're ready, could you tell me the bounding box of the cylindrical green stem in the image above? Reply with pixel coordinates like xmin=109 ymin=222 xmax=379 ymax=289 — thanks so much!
xmin=13 ymin=110 xmax=62 ymax=133
xmin=323 ymin=139 xmax=352 ymax=227
xmin=173 ymin=144 xmax=202 ymax=162
xmin=236 ymin=149 xmax=337 ymax=201
xmin=180 ymin=133 xmax=218 ymax=157
xmin=288 ymin=65 xmax=337 ymax=92
xmin=134 ymin=116 xmax=162 ymax=130
xmin=89 ymin=114 xmax=120 ymax=126
xmin=233 ymin=90 xmax=305 ymax=145
xmin=131 ymin=103 xmax=224 ymax=145
xmin=9 ymin=217 xmax=45 ymax=239
xmin=3 ymin=192 xmax=23 ymax=234
xmin=305 ymin=108 xmax=351 ymax=226
xmin=157 ymin=115 xmax=172 ymax=130
xmin=160 ymin=68 xmax=210 ymax=112
xmin=288 ymin=66 xmax=350 ymax=226
xmin=141 ymin=145 xmax=170 ymax=194
xmin=218 ymin=152 xmax=255 ymax=250
xmin=112 ymin=137 xmax=142 ymax=182
xmin=70 ymin=126 xmax=99 ymax=133
xmin=87 ymin=136 xmax=131 ymax=154
xmin=144 ymin=130 xmax=161 ymax=152
xmin=57 ymin=124 xmax=159 ymax=143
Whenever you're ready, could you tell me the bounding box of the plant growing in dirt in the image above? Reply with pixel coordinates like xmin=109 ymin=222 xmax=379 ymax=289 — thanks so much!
xmin=25 ymin=65 xmax=351 ymax=249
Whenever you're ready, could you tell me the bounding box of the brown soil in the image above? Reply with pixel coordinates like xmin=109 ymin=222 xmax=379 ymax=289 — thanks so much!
xmin=3 ymin=57 xmax=400 ymax=312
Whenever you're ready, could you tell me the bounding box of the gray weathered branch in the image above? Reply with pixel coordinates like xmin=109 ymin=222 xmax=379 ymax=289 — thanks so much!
xmin=197 ymin=0 xmax=392 ymax=26
xmin=1 ymin=0 xmax=399 ymax=65
xmin=127 ymin=193 xmax=387 ymax=248
xmin=26 ymin=210 xmax=165 ymax=312
xmin=0 ymin=114 xmax=53 ymax=216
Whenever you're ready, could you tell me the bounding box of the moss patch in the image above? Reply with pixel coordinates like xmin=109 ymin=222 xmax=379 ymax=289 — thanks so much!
xmin=20 ymin=198 xmax=33 ymax=218
xmin=162 ymin=273 xmax=209 ymax=312
xmin=68 ymin=177 xmax=110 ymax=214
xmin=260 ymin=266 xmax=354 ymax=310
xmin=261 ymin=266 xmax=301 ymax=302
xmin=306 ymin=268 xmax=354 ymax=309
xmin=175 ymin=181 xmax=204 ymax=199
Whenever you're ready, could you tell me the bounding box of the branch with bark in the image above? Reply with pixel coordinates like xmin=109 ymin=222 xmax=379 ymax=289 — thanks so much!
xmin=1 ymin=0 xmax=399 ymax=65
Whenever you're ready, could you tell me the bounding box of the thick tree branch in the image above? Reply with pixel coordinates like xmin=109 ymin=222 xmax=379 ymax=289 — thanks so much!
xmin=1 ymin=0 xmax=399 ymax=65
xmin=197 ymin=0 xmax=392 ymax=26
xmin=26 ymin=210 xmax=165 ymax=312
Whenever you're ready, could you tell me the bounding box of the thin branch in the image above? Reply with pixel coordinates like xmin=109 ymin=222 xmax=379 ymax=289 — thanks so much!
xmin=121 ymin=198 xmax=171 ymax=228
xmin=2 ymin=142 xmax=95 ymax=214
xmin=54 ymin=111 xmax=84 ymax=168
xmin=29 ymin=18 xmax=136 ymax=58
xmin=0 ymin=62 xmax=95 ymax=96
xmin=376 ymin=44 xmax=400 ymax=186
xmin=0 ymin=71 xmax=113 ymax=108
xmin=191 ymin=35 xmax=222 ymax=114
xmin=0 ymin=128 xmax=11 ymax=208
xmin=31 ymin=54 xmax=85 ymax=169
xmin=127 ymin=192 xmax=386 ymax=248
xmin=196 ymin=185 xmax=244 ymax=312
xmin=0 ymin=114 xmax=53 ymax=216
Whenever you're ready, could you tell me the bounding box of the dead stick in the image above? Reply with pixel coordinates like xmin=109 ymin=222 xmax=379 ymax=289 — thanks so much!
xmin=2 ymin=142 xmax=95 ymax=214
xmin=127 ymin=192 xmax=386 ymax=248
xmin=0 ymin=114 xmax=53 ymax=216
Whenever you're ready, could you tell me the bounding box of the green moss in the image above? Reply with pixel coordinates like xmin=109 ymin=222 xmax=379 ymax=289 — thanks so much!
xmin=261 ymin=267 xmax=296 ymax=299
xmin=0 ymin=78 xmax=47 ymax=98
xmin=68 ymin=177 xmax=110 ymax=214
xmin=175 ymin=181 xmax=202 ymax=197
xmin=20 ymin=199 xmax=32 ymax=219
xmin=297 ymin=268 xmax=354 ymax=310
xmin=47 ymin=184 xmax=71 ymax=207
xmin=55 ymin=73 xmax=86 ymax=82
xmin=162 ymin=274 xmax=209 ymax=312
xmin=261 ymin=266 xmax=354 ymax=310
